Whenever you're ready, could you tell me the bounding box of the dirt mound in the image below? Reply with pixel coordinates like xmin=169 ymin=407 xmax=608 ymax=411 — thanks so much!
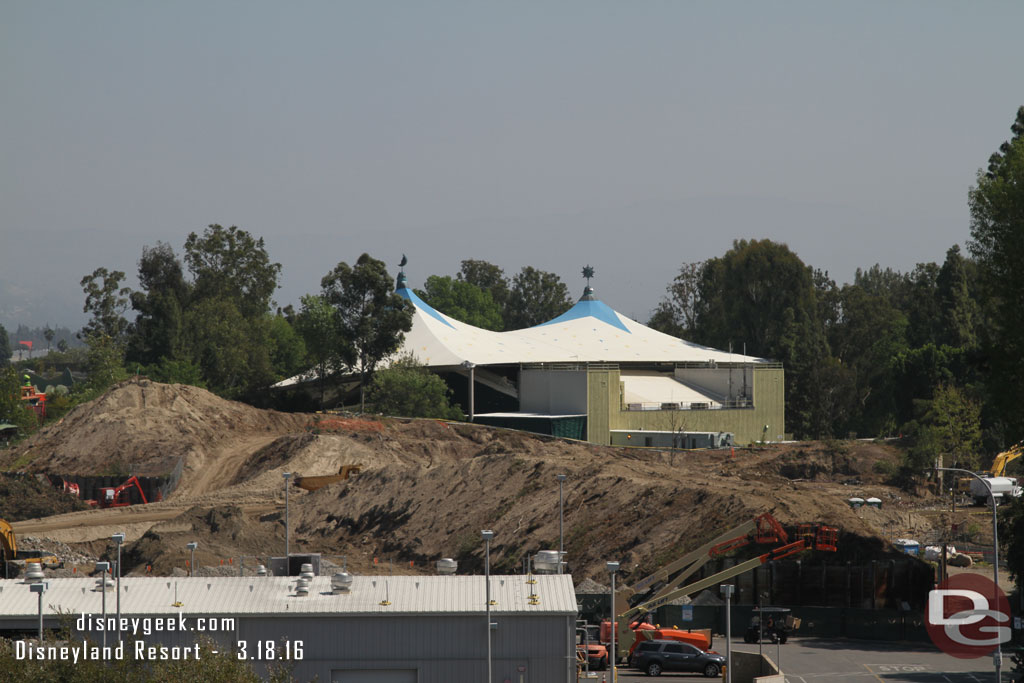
xmin=3 ymin=377 xmax=309 ymax=477
xmin=0 ymin=473 xmax=89 ymax=521
xmin=3 ymin=379 xmax=940 ymax=583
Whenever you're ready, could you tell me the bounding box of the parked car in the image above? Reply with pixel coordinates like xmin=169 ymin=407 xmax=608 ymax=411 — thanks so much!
xmin=631 ymin=639 xmax=725 ymax=677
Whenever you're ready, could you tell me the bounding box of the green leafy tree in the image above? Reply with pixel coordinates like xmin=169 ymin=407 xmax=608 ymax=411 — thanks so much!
xmin=266 ymin=313 xmax=307 ymax=380
xmin=0 ymin=366 xmax=38 ymax=433
xmin=505 ymin=266 xmax=573 ymax=329
xmin=693 ymin=239 xmax=831 ymax=438
xmin=458 ymin=259 xmax=510 ymax=313
xmin=906 ymin=384 xmax=983 ymax=473
xmin=367 ymin=356 xmax=464 ymax=419
xmin=184 ymin=224 xmax=281 ymax=319
xmin=416 ymin=275 xmax=504 ymax=330
xmin=648 ymin=262 xmax=704 ymax=339
xmin=969 ymin=106 xmax=1024 ymax=439
xmin=81 ymin=332 xmax=129 ymax=394
xmin=182 ymin=298 xmax=274 ymax=397
xmin=296 ymin=294 xmax=344 ymax=409
xmin=43 ymin=326 xmax=54 ymax=352
xmin=935 ymin=245 xmax=981 ymax=350
xmin=0 ymin=325 xmax=10 ymax=365
xmin=79 ymin=267 xmax=131 ymax=342
xmin=830 ymin=280 xmax=909 ymax=436
xmin=320 ymin=253 xmax=414 ymax=410
xmin=999 ymin=496 xmax=1024 ymax=588
xmin=127 ymin=242 xmax=190 ymax=366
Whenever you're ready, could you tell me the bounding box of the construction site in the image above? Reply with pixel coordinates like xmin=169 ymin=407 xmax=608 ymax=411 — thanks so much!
xmin=0 ymin=378 xmax=1010 ymax=681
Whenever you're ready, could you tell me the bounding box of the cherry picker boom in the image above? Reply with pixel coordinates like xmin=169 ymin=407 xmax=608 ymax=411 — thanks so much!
xmin=607 ymin=516 xmax=838 ymax=663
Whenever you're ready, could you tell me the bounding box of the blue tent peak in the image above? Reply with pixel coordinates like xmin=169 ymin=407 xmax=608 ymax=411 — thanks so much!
xmin=396 ymin=286 xmax=456 ymax=329
xmin=537 ymin=288 xmax=631 ymax=333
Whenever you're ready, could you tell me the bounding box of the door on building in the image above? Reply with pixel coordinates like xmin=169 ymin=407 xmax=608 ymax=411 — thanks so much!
xmin=332 ymin=670 xmax=416 ymax=683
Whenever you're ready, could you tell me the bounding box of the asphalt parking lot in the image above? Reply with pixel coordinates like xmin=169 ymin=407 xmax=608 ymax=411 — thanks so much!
xmin=599 ymin=637 xmax=1003 ymax=682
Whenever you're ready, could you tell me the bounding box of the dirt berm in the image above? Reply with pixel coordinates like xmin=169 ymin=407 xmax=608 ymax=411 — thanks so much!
xmin=2 ymin=378 xmax=940 ymax=582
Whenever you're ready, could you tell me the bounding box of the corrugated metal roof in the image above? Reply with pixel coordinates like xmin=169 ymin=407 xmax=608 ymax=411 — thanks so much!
xmin=0 ymin=574 xmax=577 ymax=619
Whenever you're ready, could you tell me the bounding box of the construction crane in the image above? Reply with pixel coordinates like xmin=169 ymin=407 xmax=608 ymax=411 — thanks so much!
xmin=604 ymin=514 xmax=838 ymax=664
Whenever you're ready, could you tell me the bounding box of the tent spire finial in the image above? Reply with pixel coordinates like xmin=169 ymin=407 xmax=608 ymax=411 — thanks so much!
xmin=580 ymin=265 xmax=596 ymax=300
xmin=396 ymin=254 xmax=409 ymax=290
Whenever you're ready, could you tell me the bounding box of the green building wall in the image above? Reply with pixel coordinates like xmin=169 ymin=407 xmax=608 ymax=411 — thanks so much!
xmin=586 ymin=365 xmax=785 ymax=446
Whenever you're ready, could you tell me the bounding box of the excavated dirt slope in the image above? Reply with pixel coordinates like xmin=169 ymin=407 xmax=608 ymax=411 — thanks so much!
xmin=2 ymin=378 xmax=950 ymax=582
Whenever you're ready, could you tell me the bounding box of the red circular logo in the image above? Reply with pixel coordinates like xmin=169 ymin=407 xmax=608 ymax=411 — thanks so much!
xmin=926 ymin=573 xmax=1010 ymax=658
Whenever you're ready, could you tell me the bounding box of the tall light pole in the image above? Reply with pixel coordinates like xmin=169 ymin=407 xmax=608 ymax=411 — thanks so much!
xmin=482 ymin=529 xmax=495 ymax=683
xmin=556 ymin=474 xmax=566 ymax=574
xmin=96 ymin=561 xmax=109 ymax=650
xmin=462 ymin=361 xmax=476 ymax=422
xmin=607 ymin=561 xmax=619 ymax=682
xmin=283 ymin=471 xmax=293 ymax=563
xmin=29 ymin=582 xmax=48 ymax=641
xmin=186 ymin=542 xmax=197 ymax=578
xmin=720 ymin=584 xmax=734 ymax=683
xmin=936 ymin=466 xmax=1002 ymax=681
xmin=112 ymin=533 xmax=125 ymax=642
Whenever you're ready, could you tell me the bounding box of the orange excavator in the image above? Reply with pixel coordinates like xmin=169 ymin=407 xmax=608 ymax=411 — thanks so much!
xmin=20 ymin=385 xmax=47 ymax=420
xmin=601 ymin=513 xmax=838 ymax=664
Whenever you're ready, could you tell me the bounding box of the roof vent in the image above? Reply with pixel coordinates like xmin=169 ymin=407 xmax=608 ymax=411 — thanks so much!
xmin=296 ymin=577 xmax=309 ymax=596
xmin=94 ymin=577 xmax=114 ymax=592
xmin=300 ymin=563 xmax=315 ymax=581
xmin=436 ymin=558 xmax=457 ymax=575
xmin=533 ymin=550 xmax=561 ymax=574
xmin=24 ymin=566 xmax=45 ymax=583
xmin=256 ymin=564 xmax=268 ymax=577
xmin=331 ymin=571 xmax=354 ymax=594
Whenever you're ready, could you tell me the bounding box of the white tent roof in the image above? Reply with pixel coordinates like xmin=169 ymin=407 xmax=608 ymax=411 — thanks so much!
xmin=395 ymin=285 xmax=767 ymax=367
xmin=273 ymin=283 xmax=767 ymax=388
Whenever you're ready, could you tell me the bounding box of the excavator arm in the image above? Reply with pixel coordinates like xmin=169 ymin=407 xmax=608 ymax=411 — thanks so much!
xmin=0 ymin=518 xmax=16 ymax=561
xmin=991 ymin=444 xmax=1024 ymax=477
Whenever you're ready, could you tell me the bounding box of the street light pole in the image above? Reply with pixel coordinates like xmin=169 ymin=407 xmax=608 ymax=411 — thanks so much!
xmin=96 ymin=561 xmax=109 ymax=650
xmin=29 ymin=582 xmax=48 ymax=641
xmin=462 ymin=361 xmax=476 ymax=422
xmin=607 ymin=561 xmax=620 ymax=682
xmin=283 ymin=472 xmax=293 ymax=563
xmin=112 ymin=533 xmax=125 ymax=642
xmin=482 ymin=530 xmax=495 ymax=683
xmin=556 ymin=474 xmax=566 ymax=574
xmin=186 ymin=542 xmax=197 ymax=578
xmin=720 ymin=584 xmax=734 ymax=683
xmin=936 ymin=466 xmax=1002 ymax=681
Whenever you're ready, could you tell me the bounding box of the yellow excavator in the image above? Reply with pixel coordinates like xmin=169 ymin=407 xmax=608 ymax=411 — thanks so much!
xmin=956 ymin=443 xmax=1024 ymax=494
xmin=1 ymin=518 xmax=63 ymax=576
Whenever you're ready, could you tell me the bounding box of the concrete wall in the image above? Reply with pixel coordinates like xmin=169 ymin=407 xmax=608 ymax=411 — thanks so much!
xmin=592 ymin=366 xmax=784 ymax=446
xmin=520 ymin=369 xmax=587 ymax=414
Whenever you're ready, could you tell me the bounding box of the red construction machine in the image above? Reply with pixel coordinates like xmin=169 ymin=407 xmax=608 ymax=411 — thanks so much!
xmin=601 ymin=512 xmax=839 ymax=664
xmin=87 ymin=476 xmax=149 ymax=508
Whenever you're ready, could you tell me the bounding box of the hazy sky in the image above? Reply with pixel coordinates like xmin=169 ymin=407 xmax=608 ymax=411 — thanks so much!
xmin=2 ymin=1 xmax=1022 ymax=329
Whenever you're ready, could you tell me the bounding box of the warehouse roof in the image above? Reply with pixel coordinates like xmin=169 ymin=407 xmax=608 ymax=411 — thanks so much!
xmin=0 ymin=574 xmax=577 ymax=619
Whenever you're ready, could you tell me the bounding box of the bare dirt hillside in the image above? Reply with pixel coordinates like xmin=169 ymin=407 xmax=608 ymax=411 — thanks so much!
xmin=1 ymin=379 xmax=954 ymax=584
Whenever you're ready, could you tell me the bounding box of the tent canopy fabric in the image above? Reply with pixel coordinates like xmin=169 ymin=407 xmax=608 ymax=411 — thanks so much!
xmin=273 ymin=283 xmax=768 ymax=388
xmin=394 ymin=285 xmax=768 ymax=367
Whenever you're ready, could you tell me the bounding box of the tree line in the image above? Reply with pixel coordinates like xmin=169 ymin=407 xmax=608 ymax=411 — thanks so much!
xmin=1 ymin=107 xmax=1021 ymax=460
